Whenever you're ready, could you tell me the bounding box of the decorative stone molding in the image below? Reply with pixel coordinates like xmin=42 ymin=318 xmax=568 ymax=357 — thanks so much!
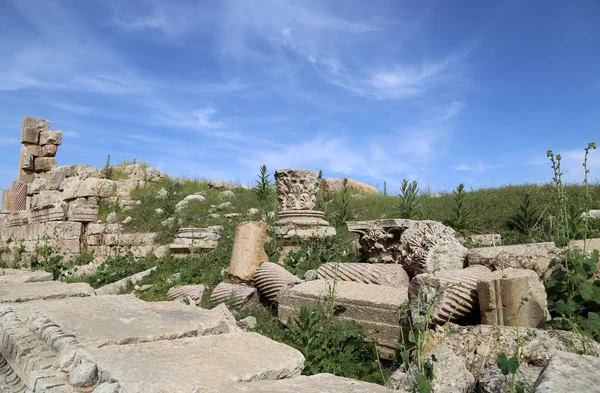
xmin=274 ymin=168 xmax=320 ymax=211
xmin=347 ymin=219 xmax=415 ymax=263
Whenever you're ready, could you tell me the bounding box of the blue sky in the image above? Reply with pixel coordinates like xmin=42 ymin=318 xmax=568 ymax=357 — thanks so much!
xmin=1 ymin=0 xmax=599 ymax=193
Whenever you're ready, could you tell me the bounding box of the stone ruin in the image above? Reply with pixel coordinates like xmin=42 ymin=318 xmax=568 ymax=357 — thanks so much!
xmin=0 ymin=116 xmax=166 ymax=269
xmin=1 ymin=117 xmax=599 ymax=392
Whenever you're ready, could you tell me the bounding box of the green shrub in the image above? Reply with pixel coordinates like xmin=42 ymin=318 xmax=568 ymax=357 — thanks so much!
xmin=448 ymin=183 xmax=471 ymax=233
xmin=398 ymin=179 xmax=422 ymax=219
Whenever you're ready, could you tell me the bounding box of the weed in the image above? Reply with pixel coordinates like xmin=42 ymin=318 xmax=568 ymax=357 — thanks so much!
xmin=383 ymin=181 xmax=388 ymax=197
xmin=545 ymin=142 xmax=600 ymax=345
xmin=253 ymin=164 xmax=274 ymax=206
xmin=507 ymin=193 xmax=543 ymax=240
xmin=331 ymin=178 xmax=355 ymax=227
xmin=31 ymin=241 xmax=65 ymax=280
xmin=496 ymin=298 xmax=529 ymax=393
xmin=448 ymin=183 xmax=471 ymax=233
xmin=398 ymin=179 xmax=422 ymax=220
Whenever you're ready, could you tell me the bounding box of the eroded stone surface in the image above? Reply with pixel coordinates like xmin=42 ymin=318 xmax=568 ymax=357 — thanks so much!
xmin=0 ymin=269 xmax=52 ymax=284
xmin=84 ymin=333 xmax=304 ymax=393
xmin=532 ymin=351 xmax=600 ymax=393
xmin=0 ymin=281 xmax=94 ymax=303
xmin=203 ymin=373 xmax=395 ymax=393
xmin=279 ymin=280 xmax=407 ymax=355
xmin=467 ymin=242 xmax=561 ymax=278
xmin=228 ymin=221 xmax=270 ymax=282
xmin=8 ymin=295 xmax=226 ymax=347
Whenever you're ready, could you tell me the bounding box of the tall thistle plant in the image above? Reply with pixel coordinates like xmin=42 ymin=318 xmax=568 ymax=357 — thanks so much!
xmin=398 ymin=179 xmax=422 ymax=220
xmin=546 ymin=142 xmax=600 ymax=345
xmin=450 ymin=183 xmax=471 ymax=232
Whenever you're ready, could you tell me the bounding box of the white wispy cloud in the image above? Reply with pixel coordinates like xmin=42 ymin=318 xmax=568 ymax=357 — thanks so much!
xmin=194 ymin=107 xmax=224 ymax=129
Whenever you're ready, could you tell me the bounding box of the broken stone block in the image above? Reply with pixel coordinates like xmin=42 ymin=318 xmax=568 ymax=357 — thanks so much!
xmin=42 ymin=144 xmax=58 ymax=157
xmin=24 ymin=143 xmax=43 ymax=157
xmin=228 ymin=221 xmax=270 ymax=282
xmin=28 ymin=177 xmax=47 ymax=195
xmin=0 ymin=281 xmax=95 ymax=303
xmin=19 ymin=145 xmax=35 ymax=170
xmin=30 ymin=202 xmax=68 ymax=223
xmin=253 ymin=262 xmax=303 ymax=303
xmin=75 ymin=178 xmax=115 ymax=198
xmin=76 ymin=333 xmax=303 ymax=392
xmin=467 ymin=242 xmax=562 ymax=278
xmin=210 ymin=282 xmax=258 ymax=308
xmin=347 ymin=218 xmax=415 ymax=263
xmin=0 ymin=269 xmax=52 ymax=284
xmin=34 ymin=157 xmax=57 ymax=172
xmin=392 ymin=345 xmax=474 ymax=393
xmin=169 ymin=226 xmax=223 ymax=256
xmin=166 ymin=284 xmax=207 ymax=306
xmin=478 ymin=268 xmax=550 ymax=328
xmin=95 ymin=267 xmax=157 ymax=295
xmin=204 ymin=373 xmax=395 ymax=393
xmin=1 ymin=187 xmax=12 ymax=212
xmin=279 ymin=280 xmax=408 ymax=355
xmin=21 ymin=116 xmax=49 ymax=143
xmin=409 ymin=265 xmax=491 ymax=325
xmin=7 ymin=211 xmax=29 ymax=226
xmin=39 ymin=130 xmax=63 ymax=145
xmin=316 ymin=262 xmax=409 ymax=287
xmin=18 ymin=168 xmax=36 ymax=183
xmin=32 ymin=189 xmax=63 ymax=208
xmin=67 ymin=203 xmax=99 ymax=222
xmin=470 ymin=233 xmax=501 ymax=246
xmin=401 ymin=220 xmax=468 ymax=277
xmin=532 ymin=351 xmax=600 ymax=393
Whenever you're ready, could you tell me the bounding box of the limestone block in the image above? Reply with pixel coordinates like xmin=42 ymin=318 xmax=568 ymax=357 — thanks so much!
xmin=321 ymin=177 xmax=379 ymax=199
xmin=79 ymin=333 xmax=304 ymax=392
xmin=253 ymin=262 xmax=302 ymax=303
xmin=0 ymin=281 xmax=94 ymax=303
xmin=279 ymin=280 xmax=408 ymax=355
xmin=20 ymin=145 xmax=35 ymax=170
xmin=103 ymin=233 xmax=155 ymax=246
xmin=228 ymin=221 xmax=270 ymax=282
xmin=34 ymin=157 xmax=57 ymax=172
xmin=75 ymin=178 xmax=115 ymax=198
xmin=33 ymin=190 xmax=63 ymax=208
xmin=95 ymin=267 xmax=157 ymax=295
xmin=478 ymin=268 xmax=550 ymax=328
xmin=204 ymin=373 xmax=395 ymax=393
xmin=42 ymin=144 xmax=58 ymax=157
xmin=467 ymin=242 xmax=562 ymax=278
xmin=45 ymin=167 xmax=67 ymax=190
xmin=33 ymin=221 xmax=83 ymax=240
xmin=67 ymin=203 xmax=99 ymax=222
xmin=18 ymin=168 xmax=36 ymax=184
xmin=478 ymin=364 xmax=542 ymax=393
xmin=210 ymin=282 xmax=258 ymax=308
xmin=85 ymin=223 xmax=107 ymax=235
xmin=532 ymin=351 xmax=600 ymax=393
xmin=429 ymin=323 xmax=600 ymax=378
xmin=30 ymin=203 xmax=68 ymax=223
xmin=170 ymin=227 xmax=222 ymax=255
xmin=166 ymin=284 xmax=207 ymax=305
xmin=145 ymin=167 xmax=163 ymax=182
xmin=7 ymin=295 xmax=228 ymax=349
xmin=24 ymin=143 xmax=43 ymax=157
xmin=470 ymin=234 xmax=501 ymax=246
xmin=1 ymin=187 xmax=12 ymax=212
xmin=0 ymin=269 xmax=52 ymax=284
xmin=275 ymin=168 xmax=320 ymax=210
xmin=317 ymin=262 xmax=409 ymax=287
xmin=28 ymin=177 xmax=47 ymax=195
xmin=8 ymin=211 xmax=29 ymax=226
xmin=39 ymin=130 xmax=63 ymax=145
xmin=410 ymin=265 xmax=491 ymax=325
xmin=21 ymin=116 xmax=49 ymax=143
xmin=115 ymin=179 xmax=140 ymax=198
xmin=569 ymin=238 xmax=600 ymax=257
xmin=61 ymin=177 xmax=83 ymax=200
xmin=11 ymin=180 xmax=28 ymax=211
xmin=401 ymin=220 xmax=467 ymax=277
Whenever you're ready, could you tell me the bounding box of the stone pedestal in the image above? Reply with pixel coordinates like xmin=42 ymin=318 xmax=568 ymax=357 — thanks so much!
xmin=274 ymin=169 xmax=335 ymax=242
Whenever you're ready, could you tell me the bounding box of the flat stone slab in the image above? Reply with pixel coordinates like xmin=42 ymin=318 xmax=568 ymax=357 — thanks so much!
xmin=0 ymin=269 xmax=52 ymax=284
xmin=532 ymin=351 xmax=600 ymax=392
xmin=0 ymin=281 xmax=95 ymax=303
xmin=83 ymin=333 xmax=304 ymax=393
xmin=278 ymin=280 xmax=407 ymax=355
xmin=10 ymin=295 xmax=226 ymax=347
xmin=204 ymin=373 xmax=394 ymax=392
